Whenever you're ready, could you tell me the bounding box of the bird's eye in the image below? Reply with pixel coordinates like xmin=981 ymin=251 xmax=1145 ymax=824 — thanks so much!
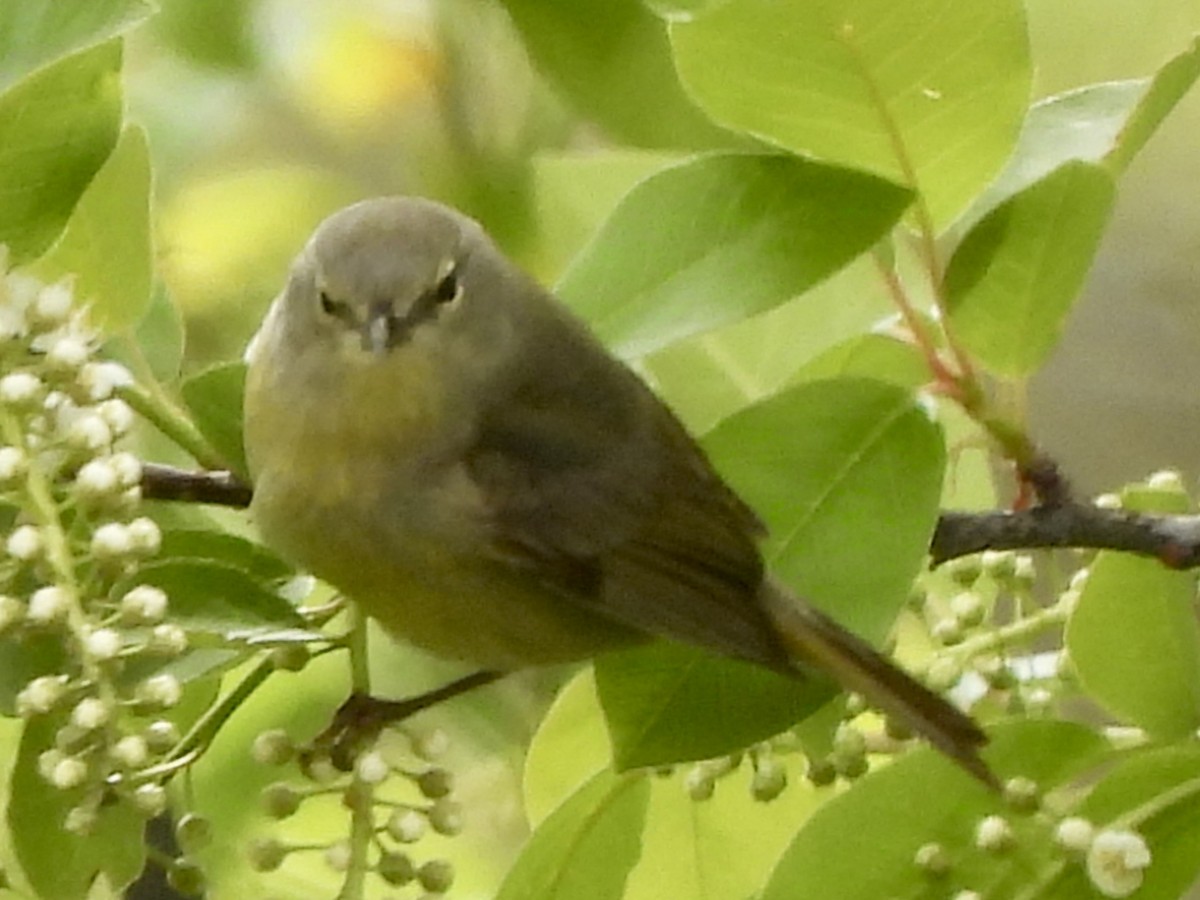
xmin=433 ymin=268 xmax=460 ymax=305
xmin=319 ymin=291 xmax=341 ymax=316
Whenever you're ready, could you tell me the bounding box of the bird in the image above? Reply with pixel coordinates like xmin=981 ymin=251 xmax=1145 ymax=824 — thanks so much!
xmin=242 ymin=196 xmax=992 ymax=785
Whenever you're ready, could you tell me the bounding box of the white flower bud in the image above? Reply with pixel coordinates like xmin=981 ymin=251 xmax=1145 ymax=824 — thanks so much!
xmin=70 ymin=696 xmax=111 ymax=730
xmin=27 ymin=585 xmax=71 ymax=625
xmin=0 ymin=372 xmax=42 ymax=407
xmin=1055 ymin=816 xmax=1096 ymax=854
xmin=84 ymin=627 xmax=122 ymax=661
xmin=6 ymin=524 xmax=43 ymax=561
xmin=149 ymin=623 xmax=188 ymax=656
xmin=109 ymin=451 xmax=143 ymax=487
xmin=132 ymin=782 xmax=167 ymax=817
xmin=974 ymin=814 xmax=1015 ymax=853
xmin=325 ymin=841 xmax=351 ymax=873
xmin=387 ymin=808 xmax=426 ymax=843
xmin=74 ymin=458 xmax=120 ymax=501
xmin=0 ymin=445 xmax=26 ymax=485
xmin=50 ymin=756 xmax=89 ymax=790
xmin=110 ymin=735 xmax=150 ymax=769
xmin=97 ymin=399 xmax=134 ymax=436
xmin=1086 ymin=829 xmax=1151 ymax=897
xmin=120 ymin=585 xmax=168 ymax=624
xmin=32 ymin=282 xmax=74 ymax=327
xmin=0 ymin=294 xmax=28 ymax=343
xmin=1094 ymin=492 xmax=1122 ymax=509
xmin=250 ymin=729 xmax=294 ymax=766
xmin=1147 ymin=469 xmax=1184 ymax=492
xmin=355 ymin=751 xmax=390 ymax=785
xmin=45 ymin=335 xmax=90 ymax=372
xmin=37 ymin=748 xmax=64 ymax=781
xmin=65 ymin=412 xmax=112 ymax=453
xmin=64 ymin=805 xmax=99 ymax=836
xmin=144 ymin=720 xmax=180 ymax=753
xmin=17 ymin=674 xmax=69 ymax=716
xmin=77 ymin=361 xmax=133 ymax=402
xmin=137 ymin=673 xmax=182 ymax=709
xmin=90 ymin=521 xmax=133 ymax=560
xmin=126 ymin=517 xmax=161 ymax=556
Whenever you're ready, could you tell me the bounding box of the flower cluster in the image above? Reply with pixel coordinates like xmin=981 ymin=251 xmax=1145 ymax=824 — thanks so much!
xmin=0 ymin=255 xmax=185 ymax=832
xmin=247 ymin=728 xmax=462 ymax=894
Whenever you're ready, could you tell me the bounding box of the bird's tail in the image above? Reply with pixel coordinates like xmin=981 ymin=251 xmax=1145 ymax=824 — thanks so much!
xmin=761 ymin=581 xmax=997 ymax=788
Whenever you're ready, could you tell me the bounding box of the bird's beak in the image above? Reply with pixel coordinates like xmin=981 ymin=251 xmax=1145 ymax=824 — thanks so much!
xmin=361 ymin=303 xmax=395 ymax=356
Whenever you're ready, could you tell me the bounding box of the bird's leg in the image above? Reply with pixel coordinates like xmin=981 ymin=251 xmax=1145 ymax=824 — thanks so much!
xmin=309 ymin=670 xmax=505 ymax=771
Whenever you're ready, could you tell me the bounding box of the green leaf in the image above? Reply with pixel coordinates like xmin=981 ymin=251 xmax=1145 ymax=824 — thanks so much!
xmin=0 ymin=633 xmax=67 ymax=716
xmin=134 ymin=284 xmax=186 ymax=381
xmin=945 ymin=161 xmax=1115 ymax=378
xmin=524 ymin=670 xmax=612 ymax=824
xmin=10 ymin=717 xmax=146 ymax=899
xmin=763 ymin=720 xmax=1108 ymax=900
xmin=671 ymin=0 xmax=1030 ymax=227
xmin=181 ymin=362 xmax=248 ymax=477
xmin=1052 ymin=747 xmax=1200 ymax=900
xmin=496 ymin=769 xmax=650 ymax=900
xmin=0 ymin=40 xmax=123 ymax=263
xmin=627 ymin=762 xmax=822 ymax=900
xmin=596 ymin=642 xmax=832 ymax=769
xmin=703 ymin=378 xmax=945 ymax=642
xmin=787 ymin=333 xmax=929 ymax=389
xmin=498 ymin=0 xmax=732 ymax=149
xmin=34 ymin=124 xmax=153 ymax=332
xmin=0 ymin=0 xmax=151 ymax=90
xmin=116 ymin=560 xmax=305 ymax=637
xmin=1067 ymin=553 xmax=1200 ymax=740
xmin=958 ymin=38 xmax=1200 ymax=235
xmin=557 ymin=153 xmax=912 ymax=358
xmin=159 ymin=529 xmax=292 ymax=584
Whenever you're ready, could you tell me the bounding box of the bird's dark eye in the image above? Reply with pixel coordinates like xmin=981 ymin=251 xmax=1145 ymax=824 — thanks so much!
xmin=319 ymin=290 xmax=341 ymax=316
xmin=434 ymin=268 xmax=460 ymax=305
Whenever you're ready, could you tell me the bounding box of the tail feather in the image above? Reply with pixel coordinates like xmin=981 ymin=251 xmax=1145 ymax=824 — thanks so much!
xmin=761 ymin=582 xmax=997 ymax=788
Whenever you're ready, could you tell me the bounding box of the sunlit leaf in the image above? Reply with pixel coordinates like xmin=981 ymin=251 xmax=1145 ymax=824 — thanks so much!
xmin=557 ymin=153 xmax=911 ymax=358
xmin=496 ymin=769 xmax=649 ymax=900
xmin=181 ymin=362 xmax=248 ymax=477
xmin=1068 ymin=553 xmax=1200 ymax=740
xmin=0 ymin=0 xmax=150 ymax=90
xmin=498 ymin=0 xmax=731 ymax=148
xmin=704 ymin=378 xmax=944 ymax=642
xmin=596 ymin=642 xmax=831 ymax=769
xmin=671 ymin=0 xmax=1030 ymax=226
xmin=10 ymin=718 xmax=145 ymax=899
xmin=945 ymin=161 xmax=1115 ymax=377
xmin=35 ymin=124 xmax=152 ymax=333
xmin=0 ymin=40 xmax=123 ymax=263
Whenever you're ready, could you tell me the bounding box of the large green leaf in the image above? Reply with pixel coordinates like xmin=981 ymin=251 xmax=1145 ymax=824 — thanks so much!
xmin=116 ymin=560 xmax=305 ymax=638
xmin=496 ymin=769 xmax=650 ymax=900
xmin=763 ymin=720 xmax=1108 ymax=900
xmin=498 ymin=0 xmax=731 ymax=149
xmin=0 ymin=40 xmax=123 ymax=263
xmin=556 ymin=153 xmax=911 ymax=358
xmin=1049 ymin=747 xmax=1200 ymax=900
xmin=1068 ymin=555 xmax=1200 ymax=741
xmin=10 ymin=718 xmax=146 ymax=899
xmin=958 ymin=37 xmax=1200 ymax=235
xmin=181 ymin=362 xmax=248 ymax=478
xmin=944 ymin=161 xmax=1115 ymax=378
xmin=34 ymin=124 xmax=153 ymax=333
xmin=671 ymin=0 xmax=1030 ymax=227
xmin=0 ymin=0 xmax=150 ymax=90
xmin=703 ymin=378 xmax=945 ymax=642
xmin=596 ymin=642 xmax=832 ymax=769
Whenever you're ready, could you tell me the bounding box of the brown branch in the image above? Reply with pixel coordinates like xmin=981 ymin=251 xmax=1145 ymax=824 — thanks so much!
xmin=139 ymin=464 xmax=1200 ymax=570
xmin=140 ymin=463 xmax=252 ymax=508
xmin=931 ymin=505 xmax=1200 ymax=569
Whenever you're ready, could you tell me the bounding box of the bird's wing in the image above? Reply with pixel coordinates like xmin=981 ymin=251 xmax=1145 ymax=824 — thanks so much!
xmin=466 ymin=351 xmax=791 ymax=671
